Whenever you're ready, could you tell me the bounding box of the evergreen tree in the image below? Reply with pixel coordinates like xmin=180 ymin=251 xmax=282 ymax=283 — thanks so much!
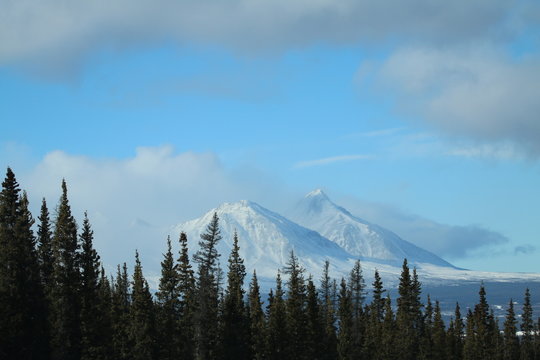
xmin=248 ymin=271 xmax=266 ymax=360
xmin=521 ymin=288 xmax=534 ymax=360
xmin=463 ymin=310 xmax=476 ymax=360
xmin=95 ymin=267 xmax=113 ymax=360
xmin=432 ymin=300 xmax=447 ymax=360
xmin=79 ymin=212 xmax=105 ymax=360
xmin=193 ymin=212 xmax=222 ymax=359
xmin=419 ymin=295 xmax=434 ymax=360
xmin=503 ymin=300 xmax=519 ymax=360
xmin=0 ymin=170 xmax=49 ymax=360
xmin=37 ymin=198 xmax=54 ymax=295
xmin=50 ymin=179 xmax=82 ymax=360
xmin=364 ymin=270 xmax=386 ymax=360
xmin=337 ymin=278 xmax=354 ymax=360
xmin=396 ymin=259 xmax=419 ymax=360
xmin=111 ymin=264 xmax=131 ymax=360
xmin=474 ymin=285 xmax=493 ymax=360
xmin=320 ymin=261 xmax=338 ymax=360
xmin=266 ymin=271 xmax=289 ymax=360
xmin=177 ymin=232 xmax=196 ymax=359
xmin=156 ymin=236 xmax=181 ymax=360
xmin=222 ymin=231 xmax=249 ymax=360
xmin=489 ymin=309 xmax=504 ymax=360
xmin=129 ymin=251 xmax=156 ymax=360
xmin=464 ymin=285 xmax=497 ymax=360
xmin=348 ymin=260 xmax=365 ymax=358
xmin=305 ymin=277 xmax=324 ymax=360
xmin=372 ymin=270 xmax=385 ymax=322
xmin=380 ymin=295 xmax=397 ymax=360
xmin=447 ymin=303 xmax=464 ymax=360
xmin=284 ymin=251 xmax=308 ymax=359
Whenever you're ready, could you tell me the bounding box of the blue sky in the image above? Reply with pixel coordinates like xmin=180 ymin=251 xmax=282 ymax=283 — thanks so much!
xmin=1 ymin=0 xmax=539 ymax=273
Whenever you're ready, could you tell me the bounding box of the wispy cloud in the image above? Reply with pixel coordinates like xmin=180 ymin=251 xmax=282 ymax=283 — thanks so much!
xmin=446 ymin=143 xmax=523 ymax=160
xmin=337 ymin=196 xmax=510 ymax=259
xmin=294 ymin=154 xmax=373 ymax=168
xmin=345 ymin=127 xmax=404 ymax=138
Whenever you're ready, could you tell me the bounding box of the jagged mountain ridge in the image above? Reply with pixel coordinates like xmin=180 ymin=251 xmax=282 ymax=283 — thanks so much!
xmin=174 ymin=200 xmax=354 ymax=279
xmin=172 ymin=193 xmax=540 ymax=289
xmin=289 ymin=189 xmax=455 ymax=268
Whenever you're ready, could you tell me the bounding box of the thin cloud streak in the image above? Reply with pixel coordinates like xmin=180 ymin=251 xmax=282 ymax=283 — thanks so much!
xmin=446 ymin=143 xmax=524 ymax=160
xmin=345 ymin=127 xmax=404 ymax=138
xmin=294 ymin=154 xmax=373 ymax=168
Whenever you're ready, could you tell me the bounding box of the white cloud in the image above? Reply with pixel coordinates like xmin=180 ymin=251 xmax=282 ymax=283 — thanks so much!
xmin=338 ymin=196 xmax=510 ymax=259
xmin=294 ymin=154 xmax=373 ymax=168
xmin=14 ymin=146 xmax=289 ymax=271
xmin=359 ymin=46 xmax=540 ymax=156
xmin=0 ymin=0 xmax=529 ymax=77
xmin=446 ymin=143 xmax=524 ymax=160
xmin=0 ymin=145 xmax=517 ymax=273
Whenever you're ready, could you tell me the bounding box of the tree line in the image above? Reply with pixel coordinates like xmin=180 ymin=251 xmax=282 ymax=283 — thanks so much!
xmin=1 ymin=167 xmax=540 ymax=360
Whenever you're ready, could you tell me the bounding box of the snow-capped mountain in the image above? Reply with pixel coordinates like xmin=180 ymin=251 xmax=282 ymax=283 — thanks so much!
xmin=290 ymin=189 xmax=455 ymax=268
xmin=173 ymin=200 xmax=354 ymax=280
xmin=171 ymin=194 xmax=540 ymax=318
xmin=173 ymin=196 xmax=540 ymax=288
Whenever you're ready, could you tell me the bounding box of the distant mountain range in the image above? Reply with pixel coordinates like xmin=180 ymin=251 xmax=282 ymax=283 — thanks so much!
xmin=174 ymin=190 xmax=540 ymax=292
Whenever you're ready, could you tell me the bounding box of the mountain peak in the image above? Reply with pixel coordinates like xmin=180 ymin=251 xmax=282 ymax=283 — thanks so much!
xmin=305 ymin=188 xmax=328 ymax=199
xmin=291 ymin=191 xmax=455 ymax=268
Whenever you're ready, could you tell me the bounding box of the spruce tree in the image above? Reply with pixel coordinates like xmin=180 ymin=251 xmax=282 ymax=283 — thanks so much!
xmin=521 ymin=288 xmax=534 ymax=360
xmin=364 ymin=270 xmax=386 ymax=360
xmin=222 ymin=231 xmax=249 ymax=360
xmin=381 ymin=295 xmax=397 ymax=360
xmin=447 ymin=303 xmax=464 ymax=360
xmin=177 ymin=232 xmax=196 ymax=359
xmin=337 ymin=277 xmax=354 ymax=360
xmin=503 ymin=300 xmax=519 ymax=360
xmin=474 ymin=285 xmax=492 ymax=359
xmin=248 ymin=271 xmax=266 ymax=360
xmin=79 ymin=212 xmax=105 ymax=360
xmin=348 ymin=260 xmax=365 ymax=358
xmin=193 ymin=212 xmax=222 ymax=359
xmin=463 ymin=310 xmax=476 ymax=360
xmin=95 ymin=267 xmax=113 ymax=360
xmin=283 ymin=251 xmax=308 ymax=359
xmin=129 ymin=251 xmax=156 ymax=360
xmin=396 ymin=259 xmax=419 ymax=360
xmin=305 ymin=277 xmax=324 ymax=360
xmin=0 ymin=171 xmax=49 ymax=360
xmin=432 ymin=300 xmax=447 ymax=360
xmin=371 ymin=270 xmax=385 ymax=322
xmin=37 ymin=198 xmax=54 ymax=295
xmin=320 ymin=261 xmax=338 ymax=360
xmin=489 ymin=309 xmax=504 ymax=360
xmin=111 ymin=264 xmax=131 ymax=360
xmin=156 ymin=236 xmax=181 ymax=360
xmin=266 ymin=271 xmax=289 ymax=360
xmin=50 ymin=179 xmax=82 ymax=360
xmin=419 ymin=295 xmax=434 ymax=360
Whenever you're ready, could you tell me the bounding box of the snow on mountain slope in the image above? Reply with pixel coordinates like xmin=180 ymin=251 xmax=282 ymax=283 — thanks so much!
xmin=290 ymin=189 xmax=455 ymax=268
xmin=173 ymin=200 xmax=355 ymax=279
xmin=171 ymin=197 xmax=540 ymax=292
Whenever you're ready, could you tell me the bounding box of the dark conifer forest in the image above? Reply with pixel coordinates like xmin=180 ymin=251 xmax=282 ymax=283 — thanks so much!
xmin=2 ymin=167 xmax=540 ymax=360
